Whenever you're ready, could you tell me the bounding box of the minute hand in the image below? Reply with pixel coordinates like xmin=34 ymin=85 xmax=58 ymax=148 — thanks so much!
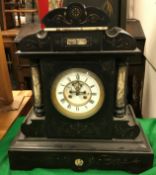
xmin=70 ymin=91 xmax=86 ymax=95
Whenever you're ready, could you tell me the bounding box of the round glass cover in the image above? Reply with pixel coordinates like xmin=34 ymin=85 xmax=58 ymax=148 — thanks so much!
xmin=51 ymin=68 xmax=105 ymax=120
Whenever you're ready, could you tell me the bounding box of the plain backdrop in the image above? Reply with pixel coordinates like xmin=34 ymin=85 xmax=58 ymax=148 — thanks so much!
xmin=133 ymin=0 xmax=156 ymax=118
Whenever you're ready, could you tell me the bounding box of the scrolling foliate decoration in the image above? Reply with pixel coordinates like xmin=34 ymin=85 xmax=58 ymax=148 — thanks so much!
xmin=42 ymin=3 xmax=110 ymax=27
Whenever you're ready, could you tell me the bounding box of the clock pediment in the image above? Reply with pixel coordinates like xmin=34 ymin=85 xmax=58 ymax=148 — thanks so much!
xmin=42 ymin=3 xmax=110 ymax=27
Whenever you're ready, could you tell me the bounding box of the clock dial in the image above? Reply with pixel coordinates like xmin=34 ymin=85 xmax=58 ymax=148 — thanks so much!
xmin=51 ymin=68 xmax=105 ymax=120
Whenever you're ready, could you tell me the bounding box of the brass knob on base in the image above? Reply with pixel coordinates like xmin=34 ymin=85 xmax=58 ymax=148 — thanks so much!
xmin=75 ymin=158 xmax=84 ymax=167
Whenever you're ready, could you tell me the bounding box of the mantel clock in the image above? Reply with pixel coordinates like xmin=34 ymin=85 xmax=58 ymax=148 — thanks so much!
xmin=8 ymin=3 xmax=153 ymax=173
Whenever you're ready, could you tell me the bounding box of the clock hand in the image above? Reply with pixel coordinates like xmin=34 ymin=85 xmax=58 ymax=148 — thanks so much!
xmin=70 ymin=90 xmax=87 ymax=96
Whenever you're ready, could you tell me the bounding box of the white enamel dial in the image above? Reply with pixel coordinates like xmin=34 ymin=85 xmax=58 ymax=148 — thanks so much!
xmin=51 ymin=68 xmax=105 ymax=120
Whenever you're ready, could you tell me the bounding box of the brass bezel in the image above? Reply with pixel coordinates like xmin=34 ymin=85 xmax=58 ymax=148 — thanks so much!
xmin=51 ymin=68 xmax=105 ymax=120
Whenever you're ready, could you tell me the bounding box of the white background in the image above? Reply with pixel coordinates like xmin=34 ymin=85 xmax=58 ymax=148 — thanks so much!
xmin=132 ymin=0 xmax=156 ymax=117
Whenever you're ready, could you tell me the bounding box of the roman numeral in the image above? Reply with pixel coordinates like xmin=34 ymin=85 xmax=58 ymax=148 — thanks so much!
xmin=61 ymin=98 xmax=65 ymax=103
xmin=67 ymin=77 xmax=72 ymax=82
xmin=76 ymin=73 xmax=80 ymax=80
xmin=58 ymin=92 xmax=63 ymax=95
xmin=91 ymin=92 xmax=97 ymax=96
xmin=67 ymin=104 xmax=71 ymax=109
xmin=90 ymin=85 xmax=95 ymax=89
xmin=89 ymin=100 xmax=94 ymax=104
xmin=84 ymin=77 xmax=88 ymax=83
xmin=76 ymin=106 xmax=79 ymax=111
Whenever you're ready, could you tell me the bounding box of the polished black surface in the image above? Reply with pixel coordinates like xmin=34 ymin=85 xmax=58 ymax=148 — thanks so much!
xmin=9 ymin=3 xmax=153 ymax=173
xmin=43 ymin=3 xmax=110 ymax=27
xmin=16 ymin=26 xmax=137 ymax=52
xmin=9 ymin=106 xmax=153 ymax=173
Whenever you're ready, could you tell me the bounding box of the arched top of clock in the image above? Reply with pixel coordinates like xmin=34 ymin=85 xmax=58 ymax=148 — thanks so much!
xmin=42 ymin=3 xmax=110 ymax=27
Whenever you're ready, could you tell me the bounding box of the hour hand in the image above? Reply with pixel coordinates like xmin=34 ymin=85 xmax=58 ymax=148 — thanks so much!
xmin=69 ymin=90 xmax=86 ymax=96
xmin=69 ymin=90 xmax=79 ymax=96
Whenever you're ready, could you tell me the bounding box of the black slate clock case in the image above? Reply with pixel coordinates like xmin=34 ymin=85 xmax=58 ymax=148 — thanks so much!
xmin=41 ymin=59 xmax=116 ymax=139
xmin=9 ymin=3 xmax=153 ymax=173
